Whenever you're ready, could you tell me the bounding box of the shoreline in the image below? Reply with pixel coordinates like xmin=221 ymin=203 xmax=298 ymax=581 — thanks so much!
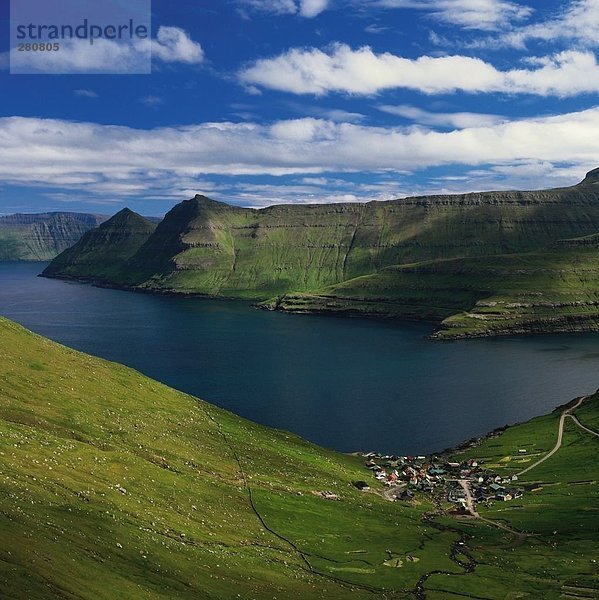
xmin=350 ymin=395 xmax=591 ymax=461
xmin=40 ymin=272 xmax=599 ymax=341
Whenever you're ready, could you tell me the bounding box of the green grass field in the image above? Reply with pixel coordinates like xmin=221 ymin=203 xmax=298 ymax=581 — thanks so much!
xmin=0 ymin=316 xmax=597 ymax=598
xmin=437 ymin=396 xmax=599 ymax=599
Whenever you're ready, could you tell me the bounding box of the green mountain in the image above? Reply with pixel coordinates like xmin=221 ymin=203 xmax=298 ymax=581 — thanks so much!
xmin=0 ymin=317 xmax=598 ymax=598
xmin=42 ymin=209 xmax=158 ymax=283
xmin=0 ymin=212 xmax=108 ymax=261
xmin=270 ymin=241 xmax=599 ymax=339
xmin=43 ymin=172 xmax=599 ymax=337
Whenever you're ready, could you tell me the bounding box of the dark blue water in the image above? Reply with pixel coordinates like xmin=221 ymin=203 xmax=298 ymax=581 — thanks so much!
xmin=1 ymin=262 xmax=598 ymax=454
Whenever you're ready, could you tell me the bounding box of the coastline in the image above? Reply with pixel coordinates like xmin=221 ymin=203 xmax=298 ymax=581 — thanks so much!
xmin=40 ymin=271 xmax=599 ymax=341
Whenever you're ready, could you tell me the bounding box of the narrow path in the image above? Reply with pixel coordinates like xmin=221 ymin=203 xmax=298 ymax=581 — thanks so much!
xmin=518 ymin=396 xmax=587 ymax=477
xmin=382 ymin=483 xmax=407 ymax=501
xmin=200 ymin=406 xmax=314 ymax=571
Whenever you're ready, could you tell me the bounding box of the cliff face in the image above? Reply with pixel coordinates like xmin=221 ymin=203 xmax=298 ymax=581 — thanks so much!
xmin=0 ymin=212 xmax=107 ymax=261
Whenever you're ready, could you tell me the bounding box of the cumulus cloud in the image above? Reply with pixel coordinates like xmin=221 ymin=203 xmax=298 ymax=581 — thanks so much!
xmin=299 ymin=0 xmax=331 ymax=17
xmin=378 ymin=105 xmax=505 ymax=128
xmin=9 ymin=38 xmax=151 ymax=74
xmin=498 ymin=0 xmax=599 ymax=48
xmin=240 ymin=44 xmax=599 ymax=97
xmin=7 ymin=26 xmax=203 ymax=74
xmin=152 ymin=26 xmax=204 ymax=64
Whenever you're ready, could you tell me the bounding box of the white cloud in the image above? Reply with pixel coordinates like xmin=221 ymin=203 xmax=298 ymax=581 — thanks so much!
xmin=0 ymin=109 xmax=598 ymax=205
xmin=241 ymin=0 xmax=298 ymax=15
xmin=241 ymin=0 xmax=532 ymax=28
xmin=299 ymin=0 xmax=331 ymax=17
xmin=374 ymin=0 xmax=533 ymax=31
xmin=498 ymin=0 xmax=599 ymax=48
xmin=239 ymin=0 xmax=330 ymax=18
xmin=152 ymin=26 xmax=204 ymax=64
xmin=7 ymin=26 xmax=203 ymax=74
xmin=9 ymin=38 xmax=151 ymax=74
xmin=240 ymin=44 xmax=599 ymax=97
xmin=378 ymin=104 xmax=505 ymax=128
xmin=286 ymin=101 xmax=366 ymax=122
xmin=140 ymin=95 xmax=164 ymax=107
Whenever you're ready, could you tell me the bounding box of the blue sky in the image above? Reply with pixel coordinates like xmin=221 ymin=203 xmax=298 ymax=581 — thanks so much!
xmin=1 ymin=0 xmax=599 ymax=216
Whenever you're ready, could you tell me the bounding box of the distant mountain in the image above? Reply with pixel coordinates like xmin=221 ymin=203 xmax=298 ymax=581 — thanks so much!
xmin=0 ymin=212 xmax=108 ymax=261
xmin=43 ymin=171 xmax=599 ymax=337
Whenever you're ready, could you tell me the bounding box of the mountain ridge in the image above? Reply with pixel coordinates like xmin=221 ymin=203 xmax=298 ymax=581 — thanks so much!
xmin=43 ymin=172 xmax=599 ymax=337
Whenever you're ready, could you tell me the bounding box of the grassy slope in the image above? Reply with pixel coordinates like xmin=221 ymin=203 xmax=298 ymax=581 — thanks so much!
xmin=426 ymin=394 xmax=599 ymax=599
xmin=0 ymin=318 xmax=597 ymax=598
xmin=43 ymin=210 xmax=157 ymax=284
xmin=270 ymin=244 xmax=599 ymax=339
xmin=0 ymin=317 xmax=460 ymax=599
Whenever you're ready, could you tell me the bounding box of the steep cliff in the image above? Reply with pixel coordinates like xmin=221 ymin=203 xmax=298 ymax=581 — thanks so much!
xmin=45 ymin=172 xmax=599 ymax=296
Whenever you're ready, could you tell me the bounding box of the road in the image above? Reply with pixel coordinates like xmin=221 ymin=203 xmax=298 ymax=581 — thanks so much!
xmin=454 ymin=395 xmax=596 ymax=538
xmin=518 ymin=396 xmax=587 ymax=477
xmin=458 ymin=478 xmax=527 ymax=535
xmin=458 ymin=479 xmax=479 ymax=517
xmin=570 ymin=414 xmax=599 ymax=438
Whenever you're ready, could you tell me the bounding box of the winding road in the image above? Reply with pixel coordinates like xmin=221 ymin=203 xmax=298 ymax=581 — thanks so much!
xmin=570 ymin=414 xmax=599 ymax=438
xmin=518 ymin=396 xmax=591 ymax=477
xmin=456 ymin=395 xmax=597 ymax=535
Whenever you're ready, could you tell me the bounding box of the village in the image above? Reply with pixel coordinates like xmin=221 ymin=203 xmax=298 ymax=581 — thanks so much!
xmin=357 ymin=451 xmax=524 ymax=510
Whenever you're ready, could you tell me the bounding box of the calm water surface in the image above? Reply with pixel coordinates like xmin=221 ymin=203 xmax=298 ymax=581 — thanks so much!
xmin=1 ymin=261 xmax=598 ymax=453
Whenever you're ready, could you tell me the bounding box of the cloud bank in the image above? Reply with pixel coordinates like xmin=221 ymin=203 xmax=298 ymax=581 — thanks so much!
xmin=0 ymin=108 xmax=597 ymax=203
xmin=240 ymin=44 xmax=599 ymax=97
